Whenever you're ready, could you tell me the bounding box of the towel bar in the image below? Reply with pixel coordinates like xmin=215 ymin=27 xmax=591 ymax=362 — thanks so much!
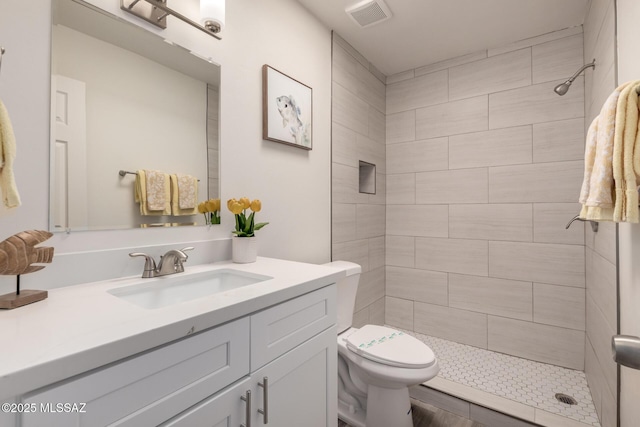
xmin=119 ymin=170 xmax=200 ymax=181
xmin=566 ymin=214 xmax=598 ymax=232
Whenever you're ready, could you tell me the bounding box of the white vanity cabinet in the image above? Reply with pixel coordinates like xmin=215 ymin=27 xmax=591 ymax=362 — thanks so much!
xmin=18 ymin=284 xmax=337 ymax=427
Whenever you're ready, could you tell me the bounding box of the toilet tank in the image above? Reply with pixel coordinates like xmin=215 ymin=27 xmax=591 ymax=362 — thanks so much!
xmin=324 ymin=261 xmax=362 ymax=334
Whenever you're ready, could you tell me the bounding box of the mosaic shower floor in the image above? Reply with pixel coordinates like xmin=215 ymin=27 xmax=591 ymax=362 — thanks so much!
xmin=397 ymin=328 xmax=600 ymax=427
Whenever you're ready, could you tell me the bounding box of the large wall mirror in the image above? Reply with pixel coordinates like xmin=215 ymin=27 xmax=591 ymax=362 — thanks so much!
xmin=50 ymin=0 xmax=220 ymax=232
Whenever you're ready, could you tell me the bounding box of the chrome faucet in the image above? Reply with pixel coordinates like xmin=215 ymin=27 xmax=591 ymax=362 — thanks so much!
xmin=129 ymin=247 xmax=194 ymax=278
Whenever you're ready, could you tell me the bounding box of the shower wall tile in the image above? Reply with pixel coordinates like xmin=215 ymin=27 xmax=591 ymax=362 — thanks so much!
xmin=488 ymin=26 xmax=582 ymax=57
xmin=586 ymin=220 xmax=616 ymax=264
xmin=449 ymin=203 xmax=533 ymax=242
xmin=387 ymin=138 xmax=448 ymax=173
xmin=332 ymin=203 xmax=356 ymax=243
xmin=532 ymin=118 xmax=585 ymax=163
xmin=386 ymin=110 xmax=415 ymax=144
xmin=386 ymin=205 xmax=448 ymax=237
xmin=369 ymin=173 xmax=386 ymax=205
xmin=449 ymin=126 xmax=532 ymax=169
xmin=386 ymin=235 xmax=415 ymax=268
xmin=416 ymin=237 xmax=488 ymax=276
xmin=332 ymin=163 xmax=368 ymax=204
xmin=369 ymin=236 xmax=385 ymax=271
xmin=488 ymin=161 xmax=583 ymax=203
xmin=355 ymin=266 xmax=385 ymax=312
xmin=385 ymin=296 xmax=414 ymax=330
xmin=416 ymin=95 xmax=488 ymax=139
xmin=386 ymin=266 xmax=448 ymax=306
xmin=356 ymin=134 xmax=386 ymax=174
xmin=369 ymin=297 xmax=386 ymax=326
xmin=533 ymin=203 xmax=585 ymax=245
xmin=449 ymin=49 xmax=532 ymax=100
xmin=333 ymin=32 xmax=369 ymax=69
xmin=332 ymin=122 xmax=358 ymax=167
xmin=414 ymin=302 xmax=488 ymax=348
xmin=416 ymin=168 xmax=488 ymax=204
xmin=356 ymin=204 xmax=385 ymax=239
xmin=488 ymin=316 xmax=585 ymax=370
xmin=586 ymin=293 xmax=617 ymax=395
xmin=332 ymin=239 xmax=370 ymax=272
xmin=489 ymin=77 xmax=584 ymax=129
xmin=386 ymin=69 xmax=414 ymax=84
xmin=489 ymin=241 xmax=585 ymax=287
xmin=356 ymin=61 xmax=386 ymax=113
xmin=532 ymin=34 xmax=585 ymax=84
xmin=352 ymin=306 xmax=369 ymax=329
xmin=585 ymin=339 xmax=604 ymax=417
xmin=533 ymin=283 xmax=585 ymax=330
xmin=387 ymin=70 xmax=448 ymax=114
xmin=386 ymin=174 xmax=415 ymax=205
xmin=415 ymin=50 xmax=488 ymax=76
xmin=332 ymin=82 xmax=369 ymax=136
xmin=449 ymin=274 xmax=533 ymax=321
xmin=585 ymin=248 xmax=617 ymax=332
xmin=368 ymin=106 xmax=386 ymax=144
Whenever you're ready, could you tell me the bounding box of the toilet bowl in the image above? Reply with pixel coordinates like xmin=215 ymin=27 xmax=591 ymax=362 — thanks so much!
xmin=324 ymin=261 xmax=439 ymax=427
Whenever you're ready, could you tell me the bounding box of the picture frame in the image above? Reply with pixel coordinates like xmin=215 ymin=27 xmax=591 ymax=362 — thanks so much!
xmin=262 ymin=65 xmax=313 ymax=150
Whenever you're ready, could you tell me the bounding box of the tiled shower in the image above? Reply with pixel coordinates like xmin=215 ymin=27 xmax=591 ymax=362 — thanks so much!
xmin=330 ymin=1 xmax=619 ymax=426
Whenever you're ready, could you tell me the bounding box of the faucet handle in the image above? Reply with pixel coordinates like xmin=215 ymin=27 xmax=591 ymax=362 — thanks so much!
xmin=129 ymin=252 xmax=157 ymax=278
xmin=180 ymin=246 xmax=195 ymax=255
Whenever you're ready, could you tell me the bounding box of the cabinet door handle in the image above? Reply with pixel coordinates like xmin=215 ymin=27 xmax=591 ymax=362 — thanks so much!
xmin=241 ymin=390 xmax=251 ymax=427
xmin=258 ymin=376 xmax=269 ymax=424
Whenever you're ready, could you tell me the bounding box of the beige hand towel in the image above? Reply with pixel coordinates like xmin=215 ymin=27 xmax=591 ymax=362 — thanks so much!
xmin=170 ymin=174 xmax=198 ymax=216
xmin=145 ymin=170 xmax=170 ymax=212
xmin=177 ymin=174 xmax=197 ymax=209
xmin=579 ymin=82 xmax=631 ymax=221
xmin=135 ymin=170 xmax=171 ymax=216
xmin=613 ymin=81 xmax=640 ymax=222
xmin=0 ymin=99 xmax=21 ymax=208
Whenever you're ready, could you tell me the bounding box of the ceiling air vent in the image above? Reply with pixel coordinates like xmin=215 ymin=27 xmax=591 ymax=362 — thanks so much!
xmin=345 ymin=0 xmax=392 ymax=28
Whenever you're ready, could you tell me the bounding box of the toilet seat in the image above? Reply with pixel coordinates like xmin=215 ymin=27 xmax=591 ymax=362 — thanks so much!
xmin=345 ymin=325 xmax=436 ymax=369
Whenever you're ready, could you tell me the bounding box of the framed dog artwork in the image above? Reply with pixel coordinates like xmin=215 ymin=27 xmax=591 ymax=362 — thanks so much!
xmin=262 ymin=65 xmax=313 ymax=150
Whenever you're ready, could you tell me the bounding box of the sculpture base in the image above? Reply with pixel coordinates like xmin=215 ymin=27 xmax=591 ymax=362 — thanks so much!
xmin=0 ymin=290 xmax=48 ymax=309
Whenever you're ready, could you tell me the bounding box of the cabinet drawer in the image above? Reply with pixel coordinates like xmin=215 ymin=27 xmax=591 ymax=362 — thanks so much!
xmin=251 ymin=284 xmax=336 ymax=370
xmin=22 ymin=317 xmax=250 ymax=427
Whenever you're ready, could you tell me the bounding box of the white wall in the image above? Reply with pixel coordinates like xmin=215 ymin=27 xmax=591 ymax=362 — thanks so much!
xmin=616 ymin=1 xmax=640 ymax=425
xmin=0 ymin=0 xmax=331 ymax=293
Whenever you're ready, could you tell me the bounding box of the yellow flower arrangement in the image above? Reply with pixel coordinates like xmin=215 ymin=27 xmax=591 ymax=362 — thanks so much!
xmin=198 ymin=198 xmax=221 ymax=225
xmin=227 ymin=197 xmax=268 ymax=237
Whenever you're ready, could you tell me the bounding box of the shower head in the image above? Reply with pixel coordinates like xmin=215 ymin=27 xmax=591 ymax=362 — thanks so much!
xmin=553 ymin=59 xmax=596 ymax=96
xmin=554 ymin=81 xmax=572 ymax=96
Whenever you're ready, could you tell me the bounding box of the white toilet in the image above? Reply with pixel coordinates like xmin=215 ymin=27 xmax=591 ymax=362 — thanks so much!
xmin=325 ymin=261 xmax=439 ymax=427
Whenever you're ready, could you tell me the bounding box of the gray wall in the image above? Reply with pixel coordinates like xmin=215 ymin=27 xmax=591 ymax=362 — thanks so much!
xmin=384 ymin=28 xmax=587 ymax=370
xmin=331 ymin=34 xmax=387 ymax=326
xmin=583 ymin=0 xmax=618 ymax=425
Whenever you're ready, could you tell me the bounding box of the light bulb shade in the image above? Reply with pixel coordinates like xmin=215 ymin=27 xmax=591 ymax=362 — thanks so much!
xmin=200 ymin=0 xmax=225 ymax=32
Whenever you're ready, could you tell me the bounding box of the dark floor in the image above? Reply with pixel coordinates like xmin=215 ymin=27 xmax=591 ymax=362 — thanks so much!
xmin=338 ymin=399 xmax=486 ymax=427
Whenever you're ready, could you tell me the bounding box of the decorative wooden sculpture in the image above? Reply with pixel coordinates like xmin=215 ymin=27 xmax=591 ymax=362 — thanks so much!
xmin=0 ymin=230 xmax=54 ymax=309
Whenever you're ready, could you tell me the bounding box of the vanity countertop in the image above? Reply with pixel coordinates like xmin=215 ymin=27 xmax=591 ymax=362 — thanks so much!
xmin=0 ymin=257 xmax=343 ymax=401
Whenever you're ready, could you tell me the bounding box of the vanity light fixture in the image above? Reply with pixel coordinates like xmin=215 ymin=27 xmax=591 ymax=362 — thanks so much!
xmin=120 ymin=0 xmax=224 ymax=40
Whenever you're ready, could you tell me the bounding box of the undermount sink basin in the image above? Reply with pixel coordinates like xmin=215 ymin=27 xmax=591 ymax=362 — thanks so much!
xmin=108 ymin=269 xmax=272 ymax=309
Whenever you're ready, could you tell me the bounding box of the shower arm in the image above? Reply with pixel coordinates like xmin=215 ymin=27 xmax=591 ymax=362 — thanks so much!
xmin=564 ymin=59 xmax=596 ymax=84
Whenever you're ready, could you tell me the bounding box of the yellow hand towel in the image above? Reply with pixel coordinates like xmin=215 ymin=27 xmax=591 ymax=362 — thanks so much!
xmin=613 ymin=81 xmax=640 ymax=222
xmin=579 ymin=82 xmax=631 ymax=221
xmin=0 ymin=99 xmax=21 ymax=208
xmin=170 ymin=174 xmax=198 ymax=216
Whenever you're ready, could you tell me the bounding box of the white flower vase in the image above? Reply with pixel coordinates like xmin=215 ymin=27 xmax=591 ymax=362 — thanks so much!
xmin=232 ymin=236 xmax=258 ymax=263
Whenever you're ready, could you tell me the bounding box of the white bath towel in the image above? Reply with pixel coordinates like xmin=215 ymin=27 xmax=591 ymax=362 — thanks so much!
xmin=0 ymin=99 xmax=21 ymax=208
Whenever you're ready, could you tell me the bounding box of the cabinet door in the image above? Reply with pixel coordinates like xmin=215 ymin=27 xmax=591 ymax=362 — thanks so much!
xmin=160 ymin=378 xmax=251 ymax=427
xmin=251 ymin=326 xmax=337 ymax=427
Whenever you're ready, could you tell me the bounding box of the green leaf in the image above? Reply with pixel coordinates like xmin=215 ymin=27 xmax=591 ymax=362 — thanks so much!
xmin=254 ymin=222 xmax=269 ymax=231
xmin=235 ymin=215 xmax=240 ymax=232
xmin=244 ymin=212 xmax=255 ymax=233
